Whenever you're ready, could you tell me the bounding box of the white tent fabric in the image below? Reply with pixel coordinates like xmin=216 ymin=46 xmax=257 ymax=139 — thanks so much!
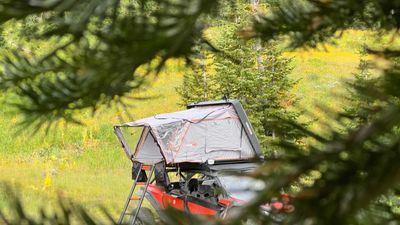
xmin=134 ymin=130 xmax=164 ymax=164
xmin=119 ymin=105 xmax=257 ymax=164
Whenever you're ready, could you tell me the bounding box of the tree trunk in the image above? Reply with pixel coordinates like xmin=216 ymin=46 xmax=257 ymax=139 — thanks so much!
xmin=250 ymin=0 xmax=275 ymax=139
xmin=250 ymin=0 xmax=265 ymax=72
xmin=199 ymin=51 xmax=208 ymax=101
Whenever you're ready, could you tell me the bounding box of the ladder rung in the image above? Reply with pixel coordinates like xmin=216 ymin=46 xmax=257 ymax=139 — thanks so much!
xmin=142 ymin=165 xmax=152 ymax=171
xmin=131 ymin=196 xmax=141 ymax=200
xmin=118 ymin=164 xmax=155 ymax=224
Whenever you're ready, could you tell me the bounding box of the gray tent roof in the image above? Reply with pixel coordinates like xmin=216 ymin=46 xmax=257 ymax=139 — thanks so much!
xmin=115 ymin=103 xmax=260 ymax=164
xmin=122 ymin=105 xmax=234 ymax=127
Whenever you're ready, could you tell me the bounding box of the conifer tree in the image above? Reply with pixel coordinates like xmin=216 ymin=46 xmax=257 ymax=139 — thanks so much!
xmin=343 ymin=47 xmax=400 ymax=222
xmin=345 ymin=47 xmax=374 ymax=127
xmin=179 ymin=0 xmax=304 ymax=151
xmin=176 ymin=48 xmax=219 ymax=105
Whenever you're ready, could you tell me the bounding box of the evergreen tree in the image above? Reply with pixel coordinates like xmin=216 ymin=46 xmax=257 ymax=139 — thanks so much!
xmin=176 ymin=48 xmax=219 ymax=105
xmin=344 ymin=47 xmax=374 ymax=127
xmin=0 ymin=26 xmax=4 ymax=47
xmin=179 ymin=0 xmax=303 ymax=152
xmin=343 ymin=48 xmax=400 ymax=222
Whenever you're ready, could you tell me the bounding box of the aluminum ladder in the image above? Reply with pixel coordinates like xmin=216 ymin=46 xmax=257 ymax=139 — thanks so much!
xmin=118 ymin=164 xmax=155 ymax=224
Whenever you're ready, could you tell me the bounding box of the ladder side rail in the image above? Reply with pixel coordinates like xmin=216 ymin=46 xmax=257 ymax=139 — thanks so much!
xmin=131 ymin=165 xmax=156 ymax=224
xmin=118 ymin=163 xmax=143 ymax=224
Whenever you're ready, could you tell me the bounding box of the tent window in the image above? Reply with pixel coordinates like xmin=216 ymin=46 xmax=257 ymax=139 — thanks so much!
xmin=156 ymin=121 xmax=189 ymax=152
xmin=119 ymin=126 xmax=145 ymax=156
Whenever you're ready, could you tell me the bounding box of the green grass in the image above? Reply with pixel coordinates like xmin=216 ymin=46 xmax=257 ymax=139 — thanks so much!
xmin=0 ymin=29 xmax=390 ymax=219
xmin=283 ymin=29 xmax=393 ymax=133
xmin=0 ymin=59 xmax=186 ymax=219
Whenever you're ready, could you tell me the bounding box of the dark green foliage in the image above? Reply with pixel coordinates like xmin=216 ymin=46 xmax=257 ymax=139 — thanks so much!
xmin=213 ymin=39 xmax=303 ymax=149
xmin=230 ymin=1 xmax=400 ymax=223
xmin=342 ymin=50 xmax=400 ymax=223
xmin=0 ymin=0 xmax=217 ymax=126
xmin=179 ymin=1 xmax=304 ymax=153
xmin=176 ymin=49 xmax=220 ymax=104
xmin=345 ymin=47 xmax=374 ymax=127
xmin=254 ymin=0 xmax=400 ymax=47
xmin=0 ymin=25 xmax=4 ymax=47
xmin=205 ymin=61 xmax=400 ymax=224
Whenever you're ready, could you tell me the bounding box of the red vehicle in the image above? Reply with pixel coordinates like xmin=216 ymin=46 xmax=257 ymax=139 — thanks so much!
xmin=114 ymin=100 xmax=293 ymax=224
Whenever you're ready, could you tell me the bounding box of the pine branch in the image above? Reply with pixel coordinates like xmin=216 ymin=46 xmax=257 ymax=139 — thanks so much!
xmin=253 ymin=0 xmax=399 ymax=47
xmin=0 ymin=0 xmax=218 ymax=127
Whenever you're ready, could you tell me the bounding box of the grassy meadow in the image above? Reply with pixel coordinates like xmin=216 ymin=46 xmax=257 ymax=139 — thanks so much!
xmin=0 ymin=30 xmax=386 ymax=218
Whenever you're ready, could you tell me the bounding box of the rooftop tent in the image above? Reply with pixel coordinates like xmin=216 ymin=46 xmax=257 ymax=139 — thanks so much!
xmin=114 ymin=100 xmax=261 ymax=165
xmin=134 ymin=128 xmax=164 ymax=164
